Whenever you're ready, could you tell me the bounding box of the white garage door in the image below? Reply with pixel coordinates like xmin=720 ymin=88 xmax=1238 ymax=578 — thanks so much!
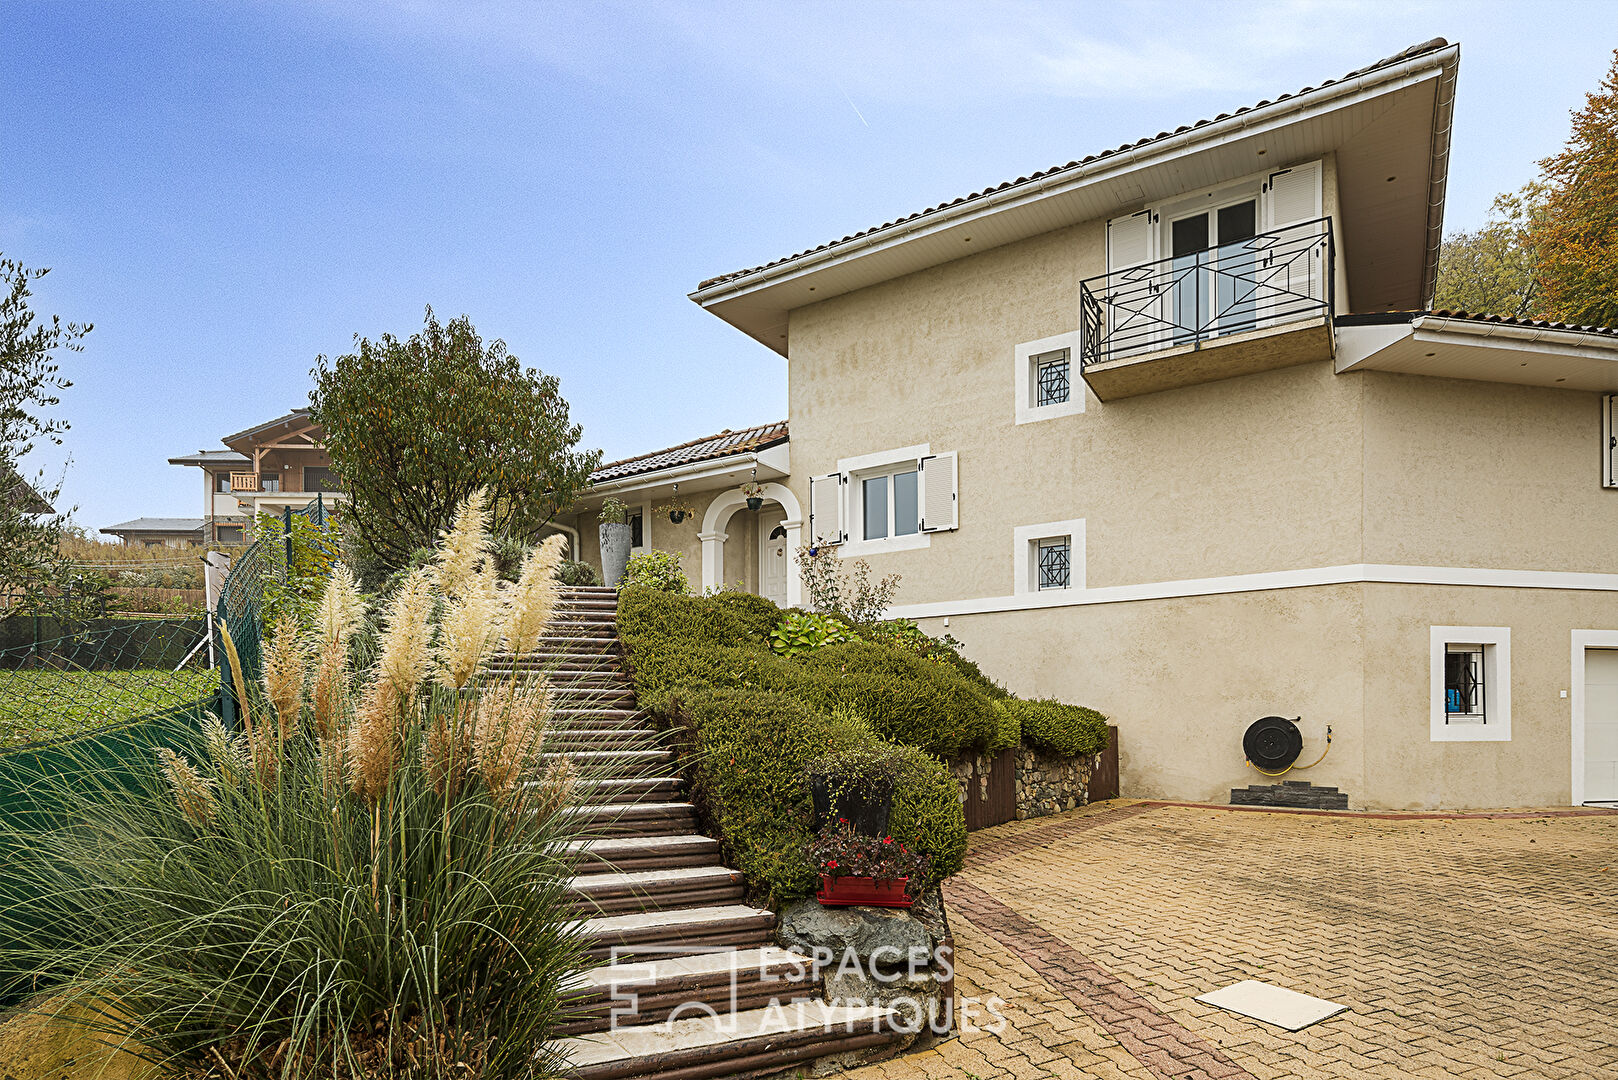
xmin=1584 ymin=649 xmax=1618 ymax=805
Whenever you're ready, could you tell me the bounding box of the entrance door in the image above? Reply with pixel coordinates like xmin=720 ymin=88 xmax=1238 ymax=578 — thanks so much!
xmin=759 ymin=508 xmax=788 ymax=607
xmin=1584 ymin=649 xmax=1618 ymax=804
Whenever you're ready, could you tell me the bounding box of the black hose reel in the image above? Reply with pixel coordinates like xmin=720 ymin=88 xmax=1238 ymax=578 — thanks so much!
xmin=1243 ymin=715 xmax=1304 ymax=771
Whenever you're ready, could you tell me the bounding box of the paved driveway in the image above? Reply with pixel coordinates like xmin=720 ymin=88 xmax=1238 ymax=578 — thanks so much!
xmin=850 ymin=800 xmax=1618 ymax=1080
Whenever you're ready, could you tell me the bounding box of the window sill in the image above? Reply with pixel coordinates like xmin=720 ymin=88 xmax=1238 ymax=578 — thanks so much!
xmin=837 ymin=533 xmax=931 ymax=558
xmin=1015 ymin=399 xmax=1086 ymax=426
xmin=1430 ymin=724 xmax=1510 ymax=743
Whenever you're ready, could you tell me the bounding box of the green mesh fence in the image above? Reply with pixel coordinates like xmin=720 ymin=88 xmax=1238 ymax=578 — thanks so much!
xmin=215 ymin=496 xmax=333 ymax=725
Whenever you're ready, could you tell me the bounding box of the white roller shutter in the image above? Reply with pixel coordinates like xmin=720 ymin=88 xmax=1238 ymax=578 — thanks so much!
xmin=1106 ymin=209 xmax=1155 ymax=271
xmin=808 ymin=472 xmax=846 ymax=545
xmin=918 ymin=452 xmax=958 ymax=533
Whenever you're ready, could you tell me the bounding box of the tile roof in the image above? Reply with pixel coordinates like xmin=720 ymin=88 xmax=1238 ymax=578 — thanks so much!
xmin=101 ymin=518 xmax=205 ymax=535
xmin=222 ymin=408 xmax=313 ymax=445
xmin=168 ymin=450 xmax=252 ymax=465
xmin=1339 ymin=310 xmax=1618 ymax=339
xmin=592 ymin=421 xmax=789 ymax=485
xmin=697 ymin=38 xmax=1452 ymax=292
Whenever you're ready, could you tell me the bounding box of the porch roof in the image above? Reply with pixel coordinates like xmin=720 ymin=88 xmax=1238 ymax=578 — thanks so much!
xmin=592 ymin=421 xmax=788 ymax=485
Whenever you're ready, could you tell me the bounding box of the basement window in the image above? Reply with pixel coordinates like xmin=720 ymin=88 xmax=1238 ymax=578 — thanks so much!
xmin=1430 ymin=627 xmax=1510 ymax=742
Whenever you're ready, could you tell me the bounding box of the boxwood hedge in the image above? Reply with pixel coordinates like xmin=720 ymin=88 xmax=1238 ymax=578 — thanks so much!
xmin=1004 ymin=699 xmax=1111 ymax=758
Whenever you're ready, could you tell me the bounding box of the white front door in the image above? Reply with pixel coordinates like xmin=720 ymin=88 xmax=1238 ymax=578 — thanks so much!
xmin=759 ymin=509 xmax=788 ymax=608
xmin=1584 ymin=649 xmax=1618 ymax=805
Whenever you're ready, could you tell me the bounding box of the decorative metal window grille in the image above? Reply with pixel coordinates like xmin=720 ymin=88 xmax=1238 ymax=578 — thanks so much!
xmin=1037 ymin=537 xmax=1071 ymax=590
xmin=1035 ymin=351 xmax=1070 ymax=407
xmin=1444 ymin=646 xmax=1485 ymax=721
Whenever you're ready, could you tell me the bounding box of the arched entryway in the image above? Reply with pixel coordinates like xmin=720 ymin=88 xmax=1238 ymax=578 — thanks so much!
xmin=698 ymin=482 xmax=802 ymax=607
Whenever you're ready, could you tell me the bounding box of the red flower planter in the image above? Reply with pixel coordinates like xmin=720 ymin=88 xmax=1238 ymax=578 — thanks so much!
xmin=816 ymin=875 xmax=912 ymax=908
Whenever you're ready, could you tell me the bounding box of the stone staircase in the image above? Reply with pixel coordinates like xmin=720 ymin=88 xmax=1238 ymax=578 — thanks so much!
xmin=490 ymin=586 xmax=903 ymax=1080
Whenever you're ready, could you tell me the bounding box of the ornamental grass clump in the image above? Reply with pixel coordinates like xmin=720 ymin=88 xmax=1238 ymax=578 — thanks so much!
xmin=0 ymin=490 xmax=605 ymax=1079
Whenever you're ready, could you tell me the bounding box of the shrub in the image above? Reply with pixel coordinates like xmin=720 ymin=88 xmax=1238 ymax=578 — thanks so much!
xmin=796 ymin=641 xmax=1001 ymax=758
xmin=796 ymin=547 xmax=900 ymax=622
xmin=557 ymin=558 xmax=602 ymax=587
xmin=859 ymin=619 xmax=1011 ymax=700
xmin=622 ymin=550 xmax=689 ymax=594
xmin=988 ymin=702 xmax=1021 ymax=752
xmin=1009 ymin=699 xmax=1111 ymax=758
xmin=685 ymin=690 xmax=963 ymax=902
xmin=708 ymin=590 xmax=781 ymax=642
xmin=808 ymin=820 xmax=930 ymax=890
xmin=769 ymin=611 xmax=857 ymax=656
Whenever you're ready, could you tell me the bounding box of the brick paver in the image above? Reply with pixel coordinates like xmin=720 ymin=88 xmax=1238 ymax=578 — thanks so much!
xmin=845 ymin=800 xmax=1618 ymax=1080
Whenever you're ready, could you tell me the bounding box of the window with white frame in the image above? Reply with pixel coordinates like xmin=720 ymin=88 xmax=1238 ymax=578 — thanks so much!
xmin=858 ymin=465 xmax=919 ymax=542
xmin=811 ymin=445 xmax=957 ymax=555
xmin=1014 ymin=332 xmax=1084 ymax=425
xmin=1013 ymin=519 xmax=1085 ymax=596
xmin=1429 ymin=626 xmax=1510 ymax=742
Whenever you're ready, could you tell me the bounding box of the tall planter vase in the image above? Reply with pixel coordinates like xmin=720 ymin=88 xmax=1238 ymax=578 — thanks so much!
xmin=599 ymin=522 xmax=632 ymax=587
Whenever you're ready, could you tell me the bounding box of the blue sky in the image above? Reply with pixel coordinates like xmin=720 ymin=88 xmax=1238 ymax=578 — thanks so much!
xmin=3 ymin=0 xmax=1614 ymax=534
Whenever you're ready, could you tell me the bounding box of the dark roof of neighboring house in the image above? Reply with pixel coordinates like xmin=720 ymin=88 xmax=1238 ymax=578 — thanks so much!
xmin=167 ymin=450 xmax=252 ymax=466
xmin=101 ymin=517 xmax=205 ymax=536
xmin=1338 ymin=310 xmax=1618 ymax=339
xmin=222 ymin=408 xmax=314 ymax=445
xmin=697 ymin=38 xmax=1452 ymax=291
xmin=2 ymin=470 xmax=54 ymax=516
xmin=592 ymin=421 xmax=789 ymax=484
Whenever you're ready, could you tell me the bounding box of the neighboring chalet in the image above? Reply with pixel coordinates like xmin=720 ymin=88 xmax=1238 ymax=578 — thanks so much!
xmin=558 ymin=39 xmax=1618 ymax=811
xmin=168 ymin=409 xmax=344 ymax=543
xmin=100 ymin=517 xmax=204 ymax=547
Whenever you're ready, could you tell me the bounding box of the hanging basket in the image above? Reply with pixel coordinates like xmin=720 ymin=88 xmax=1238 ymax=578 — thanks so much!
xmin=746 ymin=497 xmax=764 ymax=511
xmin=668 ymin=509 xmax=686 ymax=524
xmin=816 ymin=875 xmax=912 ymax=908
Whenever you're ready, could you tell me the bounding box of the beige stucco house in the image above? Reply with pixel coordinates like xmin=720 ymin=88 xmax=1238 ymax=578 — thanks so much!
xmin=559 ymin=38 xmax=1618 ymax=812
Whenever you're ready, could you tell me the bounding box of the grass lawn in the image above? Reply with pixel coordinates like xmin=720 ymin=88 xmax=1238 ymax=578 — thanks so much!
xmin=0 ymin=669 xmax=216 ymax=750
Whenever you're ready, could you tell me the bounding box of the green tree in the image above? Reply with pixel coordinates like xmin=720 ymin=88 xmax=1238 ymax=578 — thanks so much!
xmin=1433 ymin=185 xmax=1544 ymax=317
xmin=310 ymin=309 xmax=600 ymax=572
xmin=1532 ymin=49 xmax=1618 ymax=325
xmin=0 ymin=256 xmax=86 ymax=607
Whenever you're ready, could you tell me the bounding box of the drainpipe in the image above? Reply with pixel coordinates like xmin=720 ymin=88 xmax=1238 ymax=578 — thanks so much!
xmin=548 ymin=520 xmax=581 ymax=560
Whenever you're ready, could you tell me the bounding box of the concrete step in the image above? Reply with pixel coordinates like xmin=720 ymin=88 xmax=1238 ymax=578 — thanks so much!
xmin=556 ymin=947 xmax=817 ymax=1035
xmin=549 ymin=1001 xmax=900 ymax=1080
xmin=548 ymin=728 xmax=661 ymax=752
xmin=575 ymin=777 xmax=686 ymax=806
xmin=551 ymin=708 xmax=651 ymax=726
xmin=569 ymin=865 xmax=746 ymax=915
xmin=564 ymin=802 xmax=699 ymax=838
xmin=580 ymin=904 xmax=778 ymax=961
xmin=533 ymin=635 xmax=621 ymax=653
xmin=541 ymin=749 xmax=675 ymax=777
xmin=570 ymin=833 xmax=722 ymax=874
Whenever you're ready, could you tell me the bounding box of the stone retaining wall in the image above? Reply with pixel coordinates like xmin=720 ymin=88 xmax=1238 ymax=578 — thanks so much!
xmin=949 ymin=746 xmax=1098 ymax=823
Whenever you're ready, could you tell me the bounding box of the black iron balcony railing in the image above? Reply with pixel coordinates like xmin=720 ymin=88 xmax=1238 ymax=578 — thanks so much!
xmin=1080 ymin=217 xmax=1334 ymax=367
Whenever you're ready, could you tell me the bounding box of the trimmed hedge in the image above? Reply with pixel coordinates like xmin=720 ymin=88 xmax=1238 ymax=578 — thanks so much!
xmin=684 ymin=689 xmax=964 ymax=903
xmin=795 ymin=642 xmax=1000 ymax=758
xmin=1006 ymin=699 xmax=1111 ymax=758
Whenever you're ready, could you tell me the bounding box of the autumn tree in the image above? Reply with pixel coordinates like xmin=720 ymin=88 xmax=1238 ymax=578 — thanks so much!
xmin=1433 ymin=185 xmax=1544 ymax=317
xmin=309 ymin=309 xmax=601 ymax=573
xmin=1531 ymin=48 xmax=1618 ymax=325
xmin=0 ymin=256 xmax=84 ymax=606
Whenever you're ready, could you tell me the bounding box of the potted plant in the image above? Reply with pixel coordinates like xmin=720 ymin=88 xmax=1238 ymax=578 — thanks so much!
xmin=741 ymin=481 xmax=765 ymax=512
xmin=656 ymin=489 xmax=693 ymax=525
xmin=805 ymin=744 xmax=901 ymax=835
xmin=598 ymin=497 xmax=632 ymax=587
xmin=808 ymin=819 xmax=930 ymax=909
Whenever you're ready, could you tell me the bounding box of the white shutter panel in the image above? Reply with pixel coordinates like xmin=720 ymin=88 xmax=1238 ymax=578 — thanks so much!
xmin=1605 ymin=395 xmax=1618 ymax=489
xmin=808 ymin=472 xmax=845 ymax=544
xmin=1106 ymin=209 xmax=1155 ymax=271
xmin=1263 ymin=161 xmax=1325 ymax=314
xmin=919 ymin=452 xmax=958 ymax=533
xmin=1264 ymin=160 xmax=1322 ymax=231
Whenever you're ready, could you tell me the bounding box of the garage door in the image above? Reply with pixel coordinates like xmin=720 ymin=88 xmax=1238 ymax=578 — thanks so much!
xmin=1584 ymin=649 xmax=1618 ymax=805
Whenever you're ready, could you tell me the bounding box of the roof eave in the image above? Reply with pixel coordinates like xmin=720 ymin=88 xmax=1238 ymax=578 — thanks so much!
xmin=691 ymin=43 xmax=1459 ymax=355
xmin=589 ymin=441 xmax=790 ymax=495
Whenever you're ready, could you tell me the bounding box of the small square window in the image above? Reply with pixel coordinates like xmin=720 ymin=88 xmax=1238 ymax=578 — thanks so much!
xmin=1037 ymin=537 xmax=1071 ymax=590
xmin=1034 ymin=350 xmax=1070 ymax=407
xmin=1444 ymin=644 xmax=1485 ymax=722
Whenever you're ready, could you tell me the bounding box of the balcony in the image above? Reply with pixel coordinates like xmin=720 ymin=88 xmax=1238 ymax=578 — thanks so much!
xmin=229 ymin=472 xmax=259 ymax=492
xmin=1079 ymin=217 xmax=1335 ymax=401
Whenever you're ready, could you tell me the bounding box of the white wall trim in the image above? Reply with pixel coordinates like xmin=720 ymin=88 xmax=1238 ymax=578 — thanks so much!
xmin=1570 ymin=630 xmax=1618 ymax=806
xmin=1012 ymin=519 xmax=1086 ymax=596
xmin=888 ymin=562 xmax=1618 ymax=620
xmin=1429 ymin=626 xmax=1511 ymax=743
xmin=1014 ymin=332 xmax=1085 ymax=425
xmin=836 ymin=443 xmax=930 ymax=475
